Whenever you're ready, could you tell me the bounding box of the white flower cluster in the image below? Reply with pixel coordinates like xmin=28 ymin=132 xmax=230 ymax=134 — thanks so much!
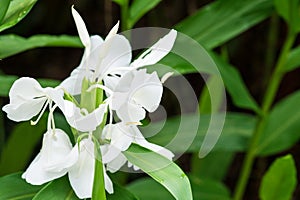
xmin=2 ymin=7 xmax=177 ymax=199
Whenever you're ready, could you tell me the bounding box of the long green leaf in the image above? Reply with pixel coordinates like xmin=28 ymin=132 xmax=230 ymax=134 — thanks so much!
xmin=259 ymin=155 xmax=297 ymax=200
xmin=175 ymin=0 xmax=273 ymax=49
xmin=145 ymin=113 xmax=255 ymax=153
xmin=0 ymin=172 xmax=44 ymax=200
xmin=0 ymin=0 xmax=38 ymax=32
xmin=256 ymin=90 xmax=300 ymax=155
xmin=211 ymin=53 xmax=260 ymax=112
xmin=33 ymin=176 xmax=79 ymax=200
xmin=124 ymin=144 xmax=192 ymax=200
xmin=127 ymin=176 xmax=231 ymax=200
xmin=0 ymin=116 xmax=46 ymax=175
xmin=128 ymin=0 xmax=161 ymax=28
xmin=0 ymin=75 xmax=60 ymax=97
xmin=0 ymin=0 xmax=11 ymax=23
xmin=160 ymin=42 xmax=260 ymax=112
xmin=0 ymin=34 xmax=82 ymax=59
xmin=33 ymin=175 xmax=138 ymax=200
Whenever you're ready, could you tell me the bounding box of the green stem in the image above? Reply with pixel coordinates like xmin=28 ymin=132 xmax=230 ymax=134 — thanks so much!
xmin=80 ymin=78 xmax=107 ymax=199
xmin=233 ymin=31 xmax=296 ymax=200
xmin=92 ymin=158 xmax=106 ymax=200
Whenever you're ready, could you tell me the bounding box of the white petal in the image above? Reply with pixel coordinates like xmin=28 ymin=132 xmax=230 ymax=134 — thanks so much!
xmin=133 ymin=126 xmax=174 ymax=160
xmin=102 ymin=124 xmax=133 ymax=163
xmin=131 ymin=29 xmax=177 ymax=68
xmin=71 ymin=6 xmax=90 ymax=48
xmin=2 ymin=77 xmax=47 ymax=121
xmin=95 ymin=35 xmax=131 ymax=78
xmin=22 ymin=129 xmax=74 ymax=185
xmin=131 ymin=74 xmax=162 ymax=112
xmin=3 ymin=98 xmax=46 ymax=122
xmin=106 ymin=153 xmax=127 ymax=173
xmin=117 ymin=103 xmax=145 ymax=123
xmin=68 ymin=138 xmax=95 ymax=199
xmin=105 ymin=21 xmax=119 ymax=41
xmin=59 ymin=67 xmax=87 ymax=95
xmin=104 ymin=168 xmax=114 ymax=194
xmin=65 ymin=103 xmax=108 ymax=132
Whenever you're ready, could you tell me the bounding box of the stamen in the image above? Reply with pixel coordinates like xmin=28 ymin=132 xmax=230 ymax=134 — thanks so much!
xmin=31 ymin=99 xmax=50 ymax=125
xmin=87 ymin=84 xmax=113 ymax=95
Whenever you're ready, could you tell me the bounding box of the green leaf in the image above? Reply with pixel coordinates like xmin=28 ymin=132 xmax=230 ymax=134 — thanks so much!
xmin=128 ymin=0 xmax=161 ymax=28
xmin=0 ymin=116 xmax=46 ymax=175
xmin=127 ymin=176 xmax=231 ymax=200
xmin=33 ymin=175 xmax=138 ymax=200
xmin=0 ymin=0 xmax=11 ymax=24
xmin=160 ymin=42 xmax=260 ymax=112
xmin=284 ymin=46 xmax=300 ymax=72
xmin=112 ymin=0 xmax=128 ymax=6
xmin=211 ymin=53 xmax=260 ymax=113
xmin=0 ymin=34 xmax=82 ymax=59
xmin=107 ymin=183 xmax=139 ymax=200
xmin=0 ymin=0 xmax=38 ymax=32
xmin=0 ymin=75 xmax=60 ymax=97
xmin=259 ymin=154 xmax=297 ymax=200
xmin=145 ymin=113 xmax=255 ymax=153
xmin=124 ymin=144 xmax=192 ymax=200
xmin=0 ymin=172 xmax=44 ymax=200
xmin=33 ymin=176 xmax=79 ymax=200
xmin=274 ymin=0 xmax=300 ymax=33
xmin=175 ymin=0 xmax=273 ymax=49
xmin=256 ymin=90 xmax=300 ymax=155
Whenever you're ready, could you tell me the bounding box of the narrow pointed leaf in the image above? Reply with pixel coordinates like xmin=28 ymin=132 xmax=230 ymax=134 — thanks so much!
xmin=124 ymin=144 xmax=192 ymax=200
xmin=128 ymin=0 xmax=161 ymax=28
xmin=33 ymin=175 xmax=138 ymax=200
xmin=0 ymin=34 xmax=82 ymax=59
xmin=0 ymin=0 xmax=11 ymax=24
xmin=145 ymin=113 xmax=256 ymax=153
xmin=0 ymin=172 xmax=44 ymax=200
xmin=175 ymin=0 xmax=273 ymax=49
xmin=33 ymin=176 xmax=79 ymax=200
xmin=256 ymin=90 xmax=300 ymax=155
xmin=259 ymin=155 xmax=297 ymax=200
xmin=127 ymin=176 xmax=231 ymax=200
xmin=0 ymin=0 xmax=38 ymax=32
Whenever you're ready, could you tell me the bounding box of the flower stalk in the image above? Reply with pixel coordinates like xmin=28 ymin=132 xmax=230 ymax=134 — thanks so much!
xmin=80 ymin=78 xmax=107 ymax=200
xmin=233 ymin=31 xmax=296 ymax=200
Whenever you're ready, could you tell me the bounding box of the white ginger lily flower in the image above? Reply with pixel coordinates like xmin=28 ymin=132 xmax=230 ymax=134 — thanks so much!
xmin=60 ymin=7 xmax=132 ymax=95
xmin=22 ymin=129 xmax=113 ymax=199
xmin=110 ymin=69 xmax=163 ymax=123
xmin=2 ymin=77 xmax=63 ymax=122
xmin=101 ymin=123 xmax=174 ymax=173
xmin=2 ymin=77 xmax=106 ymax=132
xmin=22 ymin=129 xmax=78 ymax=185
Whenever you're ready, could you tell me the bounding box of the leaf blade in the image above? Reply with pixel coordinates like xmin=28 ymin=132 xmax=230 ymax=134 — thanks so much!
xmin=259 ymin=155 xmax=297 ymax=200
xmin=0 ymin=172 xmax=44 ymax=200
xmin=124 ymin=144 xmax=192 ymax=200
xmin=0 ymin=34 xmax=82 ymax=59
xmin=0 ymin=0 xmax=38 ymax=32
